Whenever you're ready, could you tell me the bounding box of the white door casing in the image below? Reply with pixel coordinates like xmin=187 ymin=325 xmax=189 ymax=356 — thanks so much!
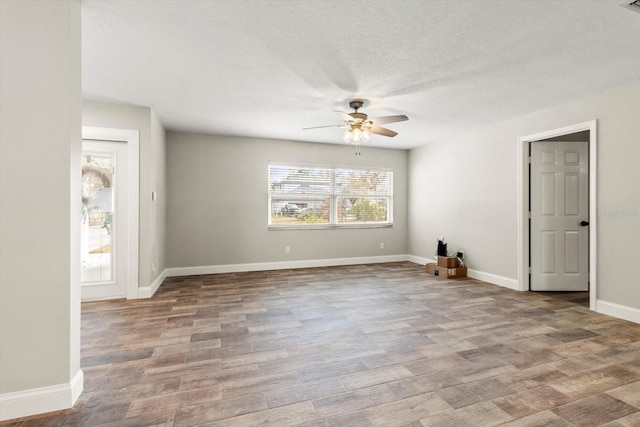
xmin=530 ymin=141 xmax=589 ymax=291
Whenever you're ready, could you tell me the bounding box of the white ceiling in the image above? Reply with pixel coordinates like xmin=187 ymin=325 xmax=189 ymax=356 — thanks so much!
xmin=82 ymin=0 xmax=640 ymax=150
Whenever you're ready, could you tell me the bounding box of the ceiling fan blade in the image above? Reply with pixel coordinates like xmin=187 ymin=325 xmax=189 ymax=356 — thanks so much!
xmin=369 ymin=125 xmax=398 ymax=138
xmin=332 ymin=109 xmax=353 ymax=121
xmin=303 ymin=124 xmax=347 ymax=130
xmin=370 ymin=114 xmax=409 ymax=125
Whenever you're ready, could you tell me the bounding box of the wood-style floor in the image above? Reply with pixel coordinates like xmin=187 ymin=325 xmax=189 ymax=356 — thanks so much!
xmin=4 ymin=262 xmax=640 ymax=426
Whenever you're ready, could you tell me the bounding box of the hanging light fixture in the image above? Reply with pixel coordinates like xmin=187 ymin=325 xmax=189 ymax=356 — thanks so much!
xmin=341 ymin=101 xmax=371 ymax=155
xmin=303 ymin=99 xmax=408 ymax=156
xmin=343 ymin=123 xmax=370 ymax=144
xmin=343 ymin=123 xmax=370 ymax=156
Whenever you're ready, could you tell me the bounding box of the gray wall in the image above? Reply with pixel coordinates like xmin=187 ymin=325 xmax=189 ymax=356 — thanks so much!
xmin=408 ymin=130 xmax=517 ymax=276
xmin=167 ymin=132 xmax=408 ymax=267
xmin=408 ymin=79 xmax=640 ymax=309
xmin=0 ymin=0 xmax=82 ymax=395
xmin=82 ymin=101 xmax=167 ymax=288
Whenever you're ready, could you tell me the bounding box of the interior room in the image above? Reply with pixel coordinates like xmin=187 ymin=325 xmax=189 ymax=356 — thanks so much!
xmin=2 ymin=0 xmax=640 ymax=425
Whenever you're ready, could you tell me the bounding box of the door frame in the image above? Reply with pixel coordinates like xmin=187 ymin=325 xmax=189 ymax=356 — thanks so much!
xmin=82 ymin=126 xmax=139 ymax=299
xmin=517 ymin=120 xmax=597 ymax=309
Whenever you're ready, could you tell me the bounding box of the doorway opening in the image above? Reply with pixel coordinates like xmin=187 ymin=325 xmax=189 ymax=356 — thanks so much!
xmin=517 ymin=121 xmax=597 ymax=310
xmin=81 ymin=127 xmax=139 ymax=301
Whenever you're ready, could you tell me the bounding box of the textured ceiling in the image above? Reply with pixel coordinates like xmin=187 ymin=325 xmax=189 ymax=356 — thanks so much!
xmin=82 ymin=0 xmax=640 ymax=149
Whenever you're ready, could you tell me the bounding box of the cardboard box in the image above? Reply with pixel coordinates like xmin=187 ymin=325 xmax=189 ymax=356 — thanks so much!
xmin=426 ymin=263 xmax=438 ymax=275
xmin=426 ymin=263 xmax=467 ymax=278
xmin=437 ymin=256 xmax=459 ymax=268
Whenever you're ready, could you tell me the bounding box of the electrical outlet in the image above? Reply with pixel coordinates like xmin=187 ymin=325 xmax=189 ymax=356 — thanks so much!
xmin=379 ymin=242 xmax=385 ymax=249
xmin=285 ymin=246 xmax=290 ymax=254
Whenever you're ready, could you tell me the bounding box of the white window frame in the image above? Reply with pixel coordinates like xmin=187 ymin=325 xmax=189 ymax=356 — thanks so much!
xmin=268 ymin=162 xmax=393 ymax=230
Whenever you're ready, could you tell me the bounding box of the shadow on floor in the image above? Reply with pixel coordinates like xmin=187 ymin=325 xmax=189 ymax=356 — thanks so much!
xmin=537 ymin=291 xmax=590 ymax=308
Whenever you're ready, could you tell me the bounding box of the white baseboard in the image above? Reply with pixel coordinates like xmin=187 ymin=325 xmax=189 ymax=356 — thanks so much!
xmin=138 ymin=269 xmax=167 ymax=298
xmin=0 ymin=370 xmax=83 ymax=422
xmin=166 ymin=255 xmax=410 ymax=277
xmin=406 ymin=256 xmax=520 ymax=291
xmin=406 ymin=255 xmax=431 ymax=265
xmin=467 ymin=269 xmax=520 ymax=291
xmin=164 ymin=254 xmax=521 ymax=295
xmin=596 ymin=299 xmax=640 ymax=324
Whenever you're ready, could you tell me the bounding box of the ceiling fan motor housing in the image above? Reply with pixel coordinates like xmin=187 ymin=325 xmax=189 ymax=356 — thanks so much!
xmin=349 ymin=100 xmax=365 ymax=111
xmin=350 ymin=112 xmax=368 ymax=122
xmin=348 ymin=100 xmax=369 ymax=123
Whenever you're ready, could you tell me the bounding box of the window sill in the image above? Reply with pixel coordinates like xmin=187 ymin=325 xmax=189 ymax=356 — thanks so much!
xmin=268 ymin=223 xmax=393 ymax=231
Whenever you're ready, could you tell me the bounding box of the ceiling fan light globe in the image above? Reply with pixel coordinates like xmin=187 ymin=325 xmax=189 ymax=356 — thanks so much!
xmin=353 ymin=128 xmax=364 ymax=142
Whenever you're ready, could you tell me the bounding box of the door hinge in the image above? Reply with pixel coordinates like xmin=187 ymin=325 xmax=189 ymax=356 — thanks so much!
xmin=528 ymin=156 xmax=532 ymax=164
xmin=528 ymin=266 xmax=532 ymax=274
xmin=528 ymin=211 xmax=531 ymax=219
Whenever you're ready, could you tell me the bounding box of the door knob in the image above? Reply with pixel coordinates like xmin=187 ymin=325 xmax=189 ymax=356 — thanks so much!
xmin=580 ymin=220 xmax=590 ymax=226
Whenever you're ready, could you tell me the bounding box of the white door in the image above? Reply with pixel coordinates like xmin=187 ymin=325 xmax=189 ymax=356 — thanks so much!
xmin=81 ymin=140 xmax=130 ymax=300
xmin=530 ymin=141 xmax=589 ymax=291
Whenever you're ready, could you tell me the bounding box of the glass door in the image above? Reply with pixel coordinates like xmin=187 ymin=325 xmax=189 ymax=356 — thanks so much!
xmin=81 ymin=139 xmax=129 ymax=300
xmin=81 ymin=152 xmax=114 ymax=283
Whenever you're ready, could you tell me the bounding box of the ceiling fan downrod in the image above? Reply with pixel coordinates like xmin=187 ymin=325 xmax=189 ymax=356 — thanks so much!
xmin=349 ymin=100 xmax=364 ymax=112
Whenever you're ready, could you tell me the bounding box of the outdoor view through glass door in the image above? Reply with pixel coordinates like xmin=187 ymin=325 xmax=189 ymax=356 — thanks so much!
xmin=81 ymin=152 xmax=113 ymax=282
xmin=81 ymin=139 xmax=129 ymax=300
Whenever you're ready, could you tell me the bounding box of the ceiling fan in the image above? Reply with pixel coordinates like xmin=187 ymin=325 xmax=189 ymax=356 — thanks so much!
xmin=304 ymin=100 xmax=408 ymax=151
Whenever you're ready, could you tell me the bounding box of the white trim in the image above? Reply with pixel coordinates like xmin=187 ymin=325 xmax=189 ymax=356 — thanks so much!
xmin=82 ymin=127 xmax=140 ymax=300
xmin=406 ymin=255 xmax=431 ymax=265
xmin=269 ymin=160 xmax=393 ymax=173
xmin=467 ymin=269 xmax=520 ymax=291
xmin=0 ymin=370 xmax=83 ymax=422
xmin=596 ymin=299 xmax=640 ymax=324
xmin=166 ymin=255 xmax=409 ymax=277
xmin=517 ymin=120 xmax=597 ymax=309
xmin=407 ymin=256 xmax=520 ymax=291
xmin=269 ymin=223 xmax=393 ymax=231
xmin=80 ymin=294 xmax=127 ymax=302
xmin=127 ymin=256 xmax=521 ymax=295
xmin=138 ymin=269 xmax=167 ymax=298
xmin=161 ymin=254 xmax=521 ymax=293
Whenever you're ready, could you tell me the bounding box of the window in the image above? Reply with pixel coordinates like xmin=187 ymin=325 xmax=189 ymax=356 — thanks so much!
xmin=269 ymin=163 xmax=393 ymax=228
